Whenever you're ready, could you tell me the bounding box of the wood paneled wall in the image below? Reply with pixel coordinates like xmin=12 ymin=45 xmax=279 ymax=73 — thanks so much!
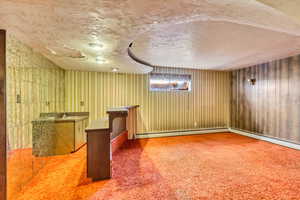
xmin=231 ymin=55 xmax=300 ymax=143
xmin=65 ymin=67 xmax=231 ymax=134
xmin=0 ymin=30 xmax=6 ymax=200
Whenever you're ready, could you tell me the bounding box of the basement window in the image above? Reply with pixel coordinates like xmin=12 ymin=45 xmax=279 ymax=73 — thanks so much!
xmin=149 ymin=73 xmax=192 ymax=92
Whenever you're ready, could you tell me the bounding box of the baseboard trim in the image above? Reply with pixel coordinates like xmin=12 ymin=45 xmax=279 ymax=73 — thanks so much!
xmin=136 ymin=127 xmax=300 ymax=150
xmin=135 ymin=128 xmax=229 ymax=139
xmin=229 ymin=128 xmax=300 ymax=150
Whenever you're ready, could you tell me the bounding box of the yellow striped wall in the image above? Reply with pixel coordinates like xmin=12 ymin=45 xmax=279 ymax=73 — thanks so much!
xmin=65 ymin=67 xmax=231 ymax=133
xmin=7 ymin=35 xmax=65 ymax=150
xmin=6 ymin=35 xmax=65 ymax=200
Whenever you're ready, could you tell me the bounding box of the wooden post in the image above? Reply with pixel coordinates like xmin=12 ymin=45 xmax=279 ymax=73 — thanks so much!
xmin=0 ymin=30 xmax=6 ymax=200
xmin=86 ymin=128 xmax=111 ymax=181
xmin=126 ymin=106 xmax=138 ymax=139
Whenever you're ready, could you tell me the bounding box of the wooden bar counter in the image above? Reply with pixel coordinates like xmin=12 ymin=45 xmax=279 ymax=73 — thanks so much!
xmin=85 ymin=119 xmax=111 ymax=181
xmin=85 ymin=105 xmax=139 ymax=181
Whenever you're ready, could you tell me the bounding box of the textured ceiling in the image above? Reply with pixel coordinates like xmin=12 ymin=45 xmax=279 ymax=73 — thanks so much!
xmin=1 ymin=0 xmax=300 ymax=73
xmin=257 ymin=0 xmax=300 ymax=23
xmin=130 ymin=20 xmax=300 ymax=70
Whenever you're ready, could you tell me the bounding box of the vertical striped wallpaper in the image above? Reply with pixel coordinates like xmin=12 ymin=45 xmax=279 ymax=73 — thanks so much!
xmin=65 ymin=67 xmax=231 ymax=134
xmin=231 ymin=55 xmax=300 ymax=143
xmin=6 ymin=35 xmax=65 ymax=199
xmin=7 ymin=35 xmax=65 ymax=150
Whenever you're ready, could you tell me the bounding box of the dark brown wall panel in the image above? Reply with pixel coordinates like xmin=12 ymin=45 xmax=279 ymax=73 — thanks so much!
xmin=231 ymin=55 xmax=300 ymax=144
xmin=0 ymin=30 xmax=6 ymax=200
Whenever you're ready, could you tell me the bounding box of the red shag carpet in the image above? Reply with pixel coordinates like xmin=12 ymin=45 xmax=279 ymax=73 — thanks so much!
xmin=9 ymin=133 xmax=300 ymax=200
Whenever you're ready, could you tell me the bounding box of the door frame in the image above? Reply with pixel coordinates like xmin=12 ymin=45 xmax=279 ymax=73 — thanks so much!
xmin=0 ymin=29 xmax=7 ymax=200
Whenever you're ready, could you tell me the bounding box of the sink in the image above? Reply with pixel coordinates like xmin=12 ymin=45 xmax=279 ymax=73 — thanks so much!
xmin=44 ymin=116 xmax=56 ymax=120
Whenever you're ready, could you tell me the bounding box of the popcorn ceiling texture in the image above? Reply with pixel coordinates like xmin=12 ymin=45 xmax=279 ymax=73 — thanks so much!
xmin=257 ymin=0 xmax=300 ymax=23
xmin=7 ymin=35 xmax=65 ymax=150
xmin=2 ymin=1 xmax=300 ymax=72
xmin=131 ymin=20 xmax=300 ymax=70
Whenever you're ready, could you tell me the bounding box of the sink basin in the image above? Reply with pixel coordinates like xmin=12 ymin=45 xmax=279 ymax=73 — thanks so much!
xmin=44 ymin=116 xmax=56 ymax=120
xmin=61 ymin=116 xmax=74 ymax=119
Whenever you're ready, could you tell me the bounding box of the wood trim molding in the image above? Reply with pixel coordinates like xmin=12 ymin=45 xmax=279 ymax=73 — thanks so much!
xmin=0 ymin=29 xmax=6 ymax=200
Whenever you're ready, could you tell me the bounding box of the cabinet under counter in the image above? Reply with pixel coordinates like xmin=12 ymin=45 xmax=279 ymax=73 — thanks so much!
xmin=32 ymin=113 xmax=89 ymax=156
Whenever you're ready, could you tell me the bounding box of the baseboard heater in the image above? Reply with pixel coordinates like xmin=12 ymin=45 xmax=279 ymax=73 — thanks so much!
xmin=136 ymin=127 xmax=300 ymax=150
xmin=229 ymin=128 xmax=300 ymax=150
xmin=136 ymin=127 xmax=229 ymax=139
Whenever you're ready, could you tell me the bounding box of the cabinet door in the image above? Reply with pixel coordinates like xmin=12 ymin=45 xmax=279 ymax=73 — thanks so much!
xmin=75 ymin=121 xmax=83 ymax=150
xmin=55 ymin=122 xmax=75 ymax=154
xmin=83 ymin=119 xmax=88 ymax=142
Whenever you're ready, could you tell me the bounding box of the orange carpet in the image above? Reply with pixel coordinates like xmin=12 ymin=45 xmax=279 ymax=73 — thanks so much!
xmin=9 ymin=133 xmax=300 ymax=200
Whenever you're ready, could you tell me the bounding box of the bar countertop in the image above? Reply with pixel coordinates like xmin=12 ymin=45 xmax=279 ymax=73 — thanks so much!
xmin=32 ymin=116 xmax=88 ymax=123
xmin=106 ymin=105 xmax=139 ymax=113
xmin=85 ymin=118 xmax=109 ymax=131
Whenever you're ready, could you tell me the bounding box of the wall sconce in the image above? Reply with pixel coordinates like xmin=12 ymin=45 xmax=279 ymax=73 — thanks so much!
xmin=248 ymin=78 xmax=256 ymax=85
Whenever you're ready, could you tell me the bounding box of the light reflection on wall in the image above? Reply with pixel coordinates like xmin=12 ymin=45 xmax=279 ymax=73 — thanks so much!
xmin=149 ymin=73 xmax=192 ymax=91
xmin=6 ymin=35 xmax=65 ymax=200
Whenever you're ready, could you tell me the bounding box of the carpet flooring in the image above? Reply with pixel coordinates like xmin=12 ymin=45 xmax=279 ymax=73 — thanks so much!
xmin=9 ymin=133 xmax=300 ymax=200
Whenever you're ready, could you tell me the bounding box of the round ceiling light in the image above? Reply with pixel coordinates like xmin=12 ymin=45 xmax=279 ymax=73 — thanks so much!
xmin=89 ymin=43 xmax=104 ymax=50
xmin=96 ymin=56 xmax=107 ymax=63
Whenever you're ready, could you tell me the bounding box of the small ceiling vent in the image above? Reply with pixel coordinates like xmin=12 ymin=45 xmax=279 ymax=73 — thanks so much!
xmin=47 ymin=45 xmax=86 ymax=59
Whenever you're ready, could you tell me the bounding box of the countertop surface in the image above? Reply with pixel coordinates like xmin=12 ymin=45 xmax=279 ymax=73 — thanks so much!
xmin=85 ymin=119 xmax=109 ymax=131
xmin=32 ymin=116 xmax=88 ymax=123
xmin=106 ymin=105 xmax=139 ymax=113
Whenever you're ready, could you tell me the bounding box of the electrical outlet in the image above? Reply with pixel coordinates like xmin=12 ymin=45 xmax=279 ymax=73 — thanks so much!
xmin=194 ymin=121 xmax=198 ymax=127
xmin=16 ymin=94 xmax=21 ymax=104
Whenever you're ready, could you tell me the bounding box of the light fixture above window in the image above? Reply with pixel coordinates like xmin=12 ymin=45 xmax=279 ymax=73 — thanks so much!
xmin=111 ymin=67 xmax=119 ymax=72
